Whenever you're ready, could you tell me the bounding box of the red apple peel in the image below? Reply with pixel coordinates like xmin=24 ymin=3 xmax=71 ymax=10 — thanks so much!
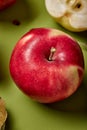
xmin=10 ymin=28 xmax=84 ymax=103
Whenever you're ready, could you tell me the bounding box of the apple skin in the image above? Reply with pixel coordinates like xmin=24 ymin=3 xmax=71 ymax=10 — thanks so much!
xmin=55 ymin=17 xmax=87 ymax=32
xmin=54 ymin=13 xmax=87 ymax=32
xmin=9 ymin=28 xmax=84 ymax=103
xmin=0 ymin=0 xmax=16 ymax=10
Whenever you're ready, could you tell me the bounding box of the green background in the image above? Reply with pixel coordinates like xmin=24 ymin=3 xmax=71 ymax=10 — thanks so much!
xmin=0 ymin=0 xmax=87 ymax=130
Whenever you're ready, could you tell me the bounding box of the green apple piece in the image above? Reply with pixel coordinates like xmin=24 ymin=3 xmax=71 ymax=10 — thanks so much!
xmin=45 ymin=0 xmax=87 ymax=32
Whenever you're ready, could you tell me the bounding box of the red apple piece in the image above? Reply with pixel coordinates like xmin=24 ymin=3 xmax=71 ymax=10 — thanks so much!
xmin=9 ymin=28 xmax=84 ymax=103
xmin=0 ymin=0 xmax=16 ymax=10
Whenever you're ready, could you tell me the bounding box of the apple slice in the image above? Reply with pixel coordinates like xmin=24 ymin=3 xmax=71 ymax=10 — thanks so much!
xmin=0 ymin=97 xmax=7 ymax=130
xmin=45 ymin=0 xmax=87 ymax=32
xmin=10 ymin=28 xmax=84 ymax=103
xmin=0 ymin=0 xmax=16 ymax=10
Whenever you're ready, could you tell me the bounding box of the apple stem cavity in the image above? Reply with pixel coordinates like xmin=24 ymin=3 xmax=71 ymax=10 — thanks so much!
xmin=49 ymin=47 xmax=56 ymax=61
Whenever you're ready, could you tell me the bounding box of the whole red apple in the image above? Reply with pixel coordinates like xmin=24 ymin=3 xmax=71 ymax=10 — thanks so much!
xmin=10 ymin=28 xmax=84 ymax=103
xmin=0 ymin=0 xmax=16 ymax=10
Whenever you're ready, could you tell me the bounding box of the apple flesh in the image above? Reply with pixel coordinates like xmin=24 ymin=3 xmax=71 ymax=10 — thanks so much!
xmin=10 ymin=28 xmax=84 ymax=103
xmin=45 ymin=0 xmax=87 ymax=32
xmin=0 ymin=0 xmax=16 ymax=10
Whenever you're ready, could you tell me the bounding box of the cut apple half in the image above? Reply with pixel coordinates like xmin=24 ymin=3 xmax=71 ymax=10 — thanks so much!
xmin=45 ymin=0 xmax=87 ymax=32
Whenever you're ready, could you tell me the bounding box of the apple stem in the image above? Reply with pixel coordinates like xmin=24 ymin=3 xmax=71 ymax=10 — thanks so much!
xmin=49 ymin=47 xmax=56 ymax=61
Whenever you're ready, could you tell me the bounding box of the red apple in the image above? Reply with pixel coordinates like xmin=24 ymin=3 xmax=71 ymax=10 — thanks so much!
xmin=9 ymin=28 xmax=84 ymax=103
xmin=0 ymin=0 xmax=16 ymax=10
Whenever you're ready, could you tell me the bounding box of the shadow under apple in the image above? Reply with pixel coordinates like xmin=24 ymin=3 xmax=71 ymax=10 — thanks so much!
xmin=5 ymin=110 xmax=15 ymax=130
xmin=0 ymin=0 xmax=40 ymax=24
xmin=73 ymin=31 xmax=87 ymax=41
xmin=46 ymin=81 xmax=87 ymax=113
xmin=0 ymin=50 xmax=10 ymax=84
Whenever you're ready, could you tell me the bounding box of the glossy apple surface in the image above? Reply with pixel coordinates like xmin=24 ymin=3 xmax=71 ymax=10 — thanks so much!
xmin=0 ymin=0 xmax=16 ymax=10
xmin=10 ymin=28 xmax=84 ymax=103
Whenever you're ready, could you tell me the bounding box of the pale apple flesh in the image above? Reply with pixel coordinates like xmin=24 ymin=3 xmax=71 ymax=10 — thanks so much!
xmin=45 ymin=0 xmax=87 ymax=32
xmin=10 ymin=28 xmax=84 ymax=103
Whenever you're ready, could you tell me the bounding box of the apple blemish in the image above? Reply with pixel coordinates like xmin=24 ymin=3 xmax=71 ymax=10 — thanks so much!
xmin=12 ymin=19 xmax=21 ymax=26
xmin=9 ymin=28 xmax=84 ymax=103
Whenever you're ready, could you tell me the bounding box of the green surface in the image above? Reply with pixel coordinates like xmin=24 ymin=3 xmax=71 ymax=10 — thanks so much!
xmin=0 ymin=0 xmax=87 ymax=130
